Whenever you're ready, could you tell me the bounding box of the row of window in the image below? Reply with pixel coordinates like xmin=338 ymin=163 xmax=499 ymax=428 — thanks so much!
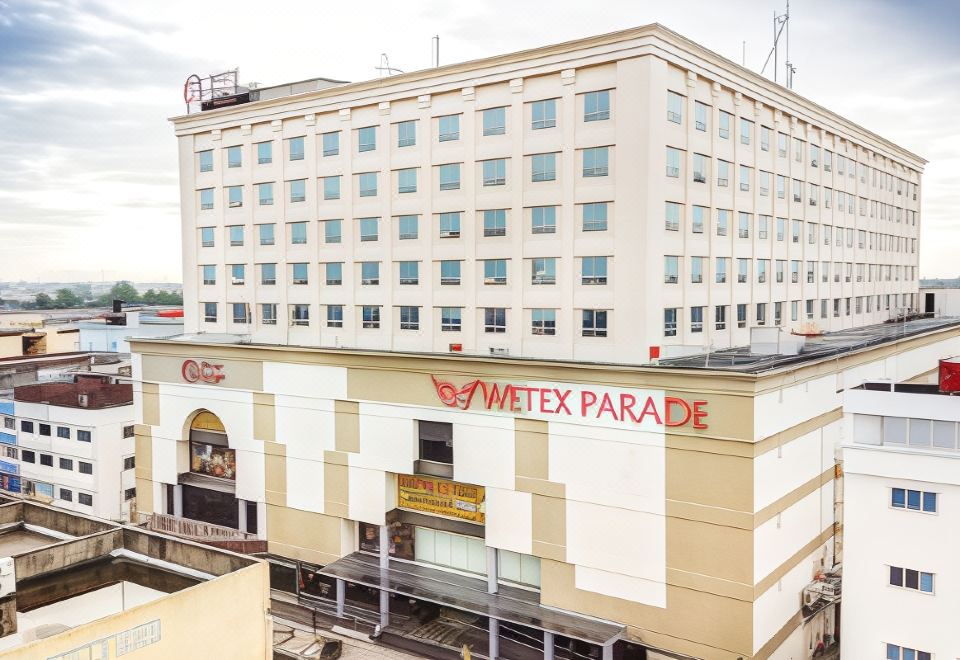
xmin=202 ymin=257 xmax=609 ymax=288
xmin=663 ymin=294 xmax=915 ymax=336
xmin=891 ymin=488 xmax=937 ymax=513
xmin=202 ymin=302 xmax=608 ymax=335
xmin=199 ymin=204 xmax=608 ymax=248
xmin=197 ymin=91 xmax=613 ymax=173
xmin=854 ymin=414 xmax=960 ymax=452
xmin=21 ymin=479 xmax=94 ymax=507
xmin=18 ymin=420 xmax=92 ymax=442
xmin=886 ymin=644 xmax=930 ymax=660
xmin=20 ymin=449 xmax=94 ymax=474
xmin=665 ymin=90 xmax=918 ymax=195
xmin=888 ymin=565 xmax=934 ymax=593
xmin=662 ymin=257 xmax=916 ymax=286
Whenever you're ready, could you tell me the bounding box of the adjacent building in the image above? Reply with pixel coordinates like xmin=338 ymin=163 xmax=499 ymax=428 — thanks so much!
xmin=175 ymin=23 xmax=924 ymax=363
xmin=920 ymin=278 xmax=960 ymax=317
xmin=841 ymin=362 xmax=960 ymax=659
xmin=77 ymin=306 xmax=185 ymax=354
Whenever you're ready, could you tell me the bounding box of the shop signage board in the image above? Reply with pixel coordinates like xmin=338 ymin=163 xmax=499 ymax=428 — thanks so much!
xmin=397 ymin=474 xmax=485 ymax=524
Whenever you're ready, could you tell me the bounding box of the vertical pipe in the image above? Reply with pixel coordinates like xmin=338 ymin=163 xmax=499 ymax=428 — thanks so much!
xmin=379 ymin=524 xmax=390 ymax=628
xmin=489 ymin=619 xmax=499 ymax=659
xmin=336 ymin=579 xmax=345 ymax=618
xmin=773 ymin=10 xmax=778 ymax=84
xmin=486 ymin=546 xmax=499 ymax=594
xmin=785 ymin=0 xmax=791 ymax=88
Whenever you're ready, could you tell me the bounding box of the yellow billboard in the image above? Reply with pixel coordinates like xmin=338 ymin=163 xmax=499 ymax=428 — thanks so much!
xmin=397 ymin=475 xmax=485 ymax=524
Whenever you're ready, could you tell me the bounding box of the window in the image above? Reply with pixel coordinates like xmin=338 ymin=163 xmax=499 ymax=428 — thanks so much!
xmin=253 ymin=223 xmax=273 ymax=246
xmin=292 ymin=263 xmax=308 ymax=285
xmin=397 ymin=120 xmax=416 ymax=147
xmin=124 ymin=487 xmax=136 ymax=501
xmin=21 ymin=450 xmax=35 ymax=463
xmin=361 ymin=261 xmax=380 ymax=285
xmin=690 ymin=306 xmax=704 ymax=333
xmin=438 ymin=114 xmax=460 ymax=141
xmin=483 ymin=209 xmax=507 ymax=237
xmin=533 ymin=206 xmax=557 ymax=234
xmin=664 ymin=308 xmax=678 ymax=337
xmin=584 ymin=90 xmax=610 ymax=122
xmin=40 ymin=454 xmax=53 ymax=467
xmin=792 ymin=220 xmax=801 ymax=243
xmin=440 ymin=260 xmax=461 ymax=285
xmin=399 ymin=306 xmax=419 ymax=330
xmin=531 ymin=309 xmax=556 ymax=335
xmin=692 ymin=153 xmax=708 ymax=183
xmin=228 ymin=225 xmax=243 ymax=247
xmin=289 ymin=221 xmax=307 ymax=245
xmin=483 ymin=259 xmax=507 ymax=285
xmin=776 ymin=175 xmax=785 ymax=199
xmin=715 ymin=305 xmax=727 ymax=330
xmin=398 ymin=261 xmax=418 ymax=286
xmin=809 ymin=143 xmax=819 ymax=168
xmin=738 ymin=212 xmax=750 ymax=238
xmin=37 ymin=423 xmax=50 ymax=436
xmin=484 ymin=308 xmax=506 ymax=333
xmin=531 ymin=153 xmax=556 ymax=182
xmin=261 ymin=303 xmax=277 ymax=325
xmin=717 ymin=209 xmax=728 ymax=236
xmin=739 ymin=165 xmax=751 ymax=191
xmin=531 ymin=99 xmax=557 ymax=129
xmin=418 ymin=421 xmax=453 ymax=468
xmin=232 ymin=303 xmax=250 ymax=324
xmin=777 ymin=132 xmax=788 ymax=157
xmin=665 ymin=147 xmax=680 ymax=178
xmin=439 ymin=212 xmax=461 ymax=238
xmin=793 ymin=137 xmax=803 ymax=162
xmin=230 ymin=264 xmax=245 ymax=285
xmin=758 ymin=215 xmax=769 ymax=239
xmin=664 ymin=256 xmax=679 ymax=284
xmin=202 ymin=265 xmax=216 ymax=286
xmin=59 ymin=488 xmax=72 ymax=502
xmin=717 ymin=160 xmax=730 ymax=187
xmin=718 ymin=111 xmax=731 ymax=139
xmin=78 ymin=493 xmax=93 ymax=506
xmin=257 ymin=141 xmax=272 ymax=164
xmin=665 ymin=202 xmax=681 ymax=231
xmin=737 ymin=303 xmax=747 ymax=328
xmin=756 ymin=303 xmax=767 ymax=326
xmin=582 ymin=147 xmax=609 ymax=177
xmin=694 ymin=101 xmax=708 ymax=131
xmin=357 ymin=172 xmax=377 ymax=197
xmin=203 ymin=302 xmax=217 ymax=323
xmin=439 ymin=163 xmax=460 ymax=190
xmin=58 ymin=456 xmax=73 ymax=470
xmin=441 ymin=307 xmax=462 ymax=331
xmin=357 ymin=126 xmax=376 ymax=152
xmin=737 ymin=259 xmax=749 ymax=283
xmin=740 ymin=118 xmax=752 ymax=145
xmin=582 ymin=256 xmax=608 ymax=285
xmin=288 ymin=136 xmax=304 ymax=161
xmin=889 ymin=565 xmax=934 ymax=593
xmin=760 ymin=126 xmax=770 ymax=151
xmin=324 ymin=219 xmax=342 ymax=244
xmin=358 ymin=217 xmax=379 ymax=242
xmin=57 ymin=426 xmax=70 ymax=439
xmin=198 ymin=149 xmax=213 ymax=172
xmin=692 ymin=206 xmax=705 ymax=233
xmin=323 ymin=175 xmax=341 ymax=200
xmin=482 ymin=159 xmax=506 ymax=186
xmin=666 ymin=91 xmax=683 ymax=123
xmin=758 ymin=260 xmax=768 ymax=284
xmin=886 ymin=644 xmax=931 ymax=660
xmin=891 ymin=488 xmax=937 ymax=513
xmin=226 ymin=186 xmax=242 ymax=208
xmin=482 ymin=107 xmax=506 ymax=135
xmin=582 ymin=310 xmax=608 ymax=337
xmin=325 ymin=262 xmax=343 ymax=285
xmin=226 ymin=145 xmax=242 ymax=168
xmin=260 ymin=263 xmax=277 ymax=286
xmin=531 ymin=258 xmax=556 ymax=285
xmin=715 ymin=257 xmax=728 ymax=283
xmin=291 ymin=304 xmax=310 ymax=326
xmin=326 ymin=305 xmax=343 ymax=328
xmin=289 ymin=179 xmax=306 ymax=203
xmin=583 ymin=203 xmax=607 ymax=232
xmin=398 ymin=214 xmax=418 ymax=240
xmin=200 ymin=227 xmax=215 ymax=247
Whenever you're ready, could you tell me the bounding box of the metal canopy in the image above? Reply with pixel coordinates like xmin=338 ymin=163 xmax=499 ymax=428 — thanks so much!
xmin=318 ymin=553 xmax=623 ymax=646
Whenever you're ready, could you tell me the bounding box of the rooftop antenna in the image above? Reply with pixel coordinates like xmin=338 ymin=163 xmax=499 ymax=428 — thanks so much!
xmin=760 ymin=0 xmax=794 ymax=89
xmin=375 ymin=53 xmax=403 ymax=78
xmin=432 ymin=35 xmax=440 ymax=68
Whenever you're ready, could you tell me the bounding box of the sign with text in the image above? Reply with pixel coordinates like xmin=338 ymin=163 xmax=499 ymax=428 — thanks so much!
xmin=431 ymin=375 xmax=708 ymax=430
xmin=397 ymin=475 xmax=485 ymax=524
xmin=181 ymin=359 xmax=225 ymax=385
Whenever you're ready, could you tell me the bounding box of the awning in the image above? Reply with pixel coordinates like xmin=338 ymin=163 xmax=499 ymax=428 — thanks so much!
xmin=178 ymin=472 xmax=236 ymax=494
xmin=318 ymin=552 xmax=623 ymax=646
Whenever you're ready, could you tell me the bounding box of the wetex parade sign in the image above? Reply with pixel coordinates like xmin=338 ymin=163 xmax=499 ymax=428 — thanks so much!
xmin=431 ymin=375 xmax=708 ymax=430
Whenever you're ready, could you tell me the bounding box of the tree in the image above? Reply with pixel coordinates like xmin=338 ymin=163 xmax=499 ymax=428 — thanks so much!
xmin=33 ymin=293 xmax=54 ymax=309
xmin=54 ymin=288 xmax=83 ymax=308
xmin=95 ymin=281 xmax=141 ymax=307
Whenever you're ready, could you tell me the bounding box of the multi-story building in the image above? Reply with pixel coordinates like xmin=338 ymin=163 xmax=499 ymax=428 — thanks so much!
xmin=841 ymin=363 xmax=960 ymax=660
xmin=12 ymin=374 xmax=135 ymax=521
xmin=175 ymin=23 xmax=924 ymax=363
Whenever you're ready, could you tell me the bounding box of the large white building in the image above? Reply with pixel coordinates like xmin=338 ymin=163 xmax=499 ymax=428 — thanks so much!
xmin=175 ymin=24 xmax=924 ymax=363
xmin=841 ymin=366 xmax=960 ymax=660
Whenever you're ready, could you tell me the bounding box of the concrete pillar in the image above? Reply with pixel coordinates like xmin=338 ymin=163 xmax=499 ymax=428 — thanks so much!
xmin=379 ymin=589 xmax=389 ymax=629
xmin=237 ymin=499 xmax=247 ymax=532
xmin=486 ymin=546 xmax=498 ymax=594
xmin=379 ymin=524 xmax=389 ymax=628
xmin=172 ymin=484 xmax=183 ymax=517
xmin=335 ymin=579 xmax=345 ymax=618
xmin=543 ymin=631 xmax=554 ymax=660
xmin=602 ymin=642 xmax=613 ymax=660
xmin=488 ymin=618 xmax=499 ymax=660
xmin=379 ymin=525 xmax=389 ymax=568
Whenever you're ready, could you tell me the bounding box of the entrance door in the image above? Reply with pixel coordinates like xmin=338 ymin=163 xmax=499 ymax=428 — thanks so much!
xmin=925 ymin=292 xmax=935 ymax=314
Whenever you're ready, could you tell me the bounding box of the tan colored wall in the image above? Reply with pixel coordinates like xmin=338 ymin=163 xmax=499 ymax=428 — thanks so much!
xmin=0 ymin=335 xmax=22 ymax=359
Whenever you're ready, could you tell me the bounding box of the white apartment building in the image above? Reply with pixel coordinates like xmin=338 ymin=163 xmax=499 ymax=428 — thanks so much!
xmin=175 ymin=24 xmax=924 ymax=363
xmin=12 ymin=375 xmax=135 ymax=522
xmin=842 ymin=368 xmax=960 ymax=660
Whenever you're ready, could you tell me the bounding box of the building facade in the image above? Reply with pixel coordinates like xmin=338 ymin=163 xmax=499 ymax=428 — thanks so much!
xmin=174 ymin=24 xmax=924 ymax=363
xmin=131 ymin=319 xmax=960 ymax=659
xmin=841 ymin=375 xmax=960 ymax=659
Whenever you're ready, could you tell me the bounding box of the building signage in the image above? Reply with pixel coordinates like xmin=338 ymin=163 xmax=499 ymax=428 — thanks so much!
xmin=431 ymin=375 xmax=708 ymax=429
xmin=0 ymin=460 xmax=18 ymax=476
xmin=397 ymin=474 xmax=485 ymax=524
xmin=181 ymin=359 xmax=225 ymax=384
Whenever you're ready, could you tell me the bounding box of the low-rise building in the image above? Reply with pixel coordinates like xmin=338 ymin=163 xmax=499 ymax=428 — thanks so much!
xmin=77 ymin=307 xmax=184 ymax=354
xmin=920 ymin=278 xmax=960 ymax=317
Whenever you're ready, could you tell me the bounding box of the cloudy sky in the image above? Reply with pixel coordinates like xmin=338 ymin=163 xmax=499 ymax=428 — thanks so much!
xmin=0 ymin=0 xmax=957 ymax=283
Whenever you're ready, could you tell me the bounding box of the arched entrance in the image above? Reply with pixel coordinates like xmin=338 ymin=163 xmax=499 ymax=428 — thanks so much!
xmin=178 ymin=410 xmax=243 ymax=530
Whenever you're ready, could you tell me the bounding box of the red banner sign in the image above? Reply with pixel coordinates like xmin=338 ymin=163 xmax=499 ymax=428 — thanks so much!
xmin=431 ymin=375 xmax=707 ymax=429
xmin=182 ymin=360 xmax=226 ymax=385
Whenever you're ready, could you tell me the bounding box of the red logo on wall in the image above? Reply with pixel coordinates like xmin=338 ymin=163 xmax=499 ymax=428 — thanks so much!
xmin=182 ymin=360 xmax=226 ymax=384
xmin=431 ymin=375 xmax=707 ymax=429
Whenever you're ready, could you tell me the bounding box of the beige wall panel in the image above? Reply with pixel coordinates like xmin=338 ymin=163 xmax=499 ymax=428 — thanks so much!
xmin=324 ymin=463 xmax=349 ymax=518
xmin=253 ymin=392 xmax=276 ymax=442
xmin=515 ymin=419 xmax=549 ymax=480
xmin=264 ymin=443 xmax=287 ymax=508
xmin=666 ymin=446 xmax=753 ymax=513
xmin=267 ymin=503 xmax=344 ymax=565
xmin=141 ymin=382 xmax=160 ymax=426
xmin=136 ymin=477 xmax=154 ymax=514
xmin=334 ymin=400 xmax=360 ymax=453
xmin=667 ymin=517 xmax=753 ymax=585
xmin=532 ymin=493 xmax=565 ymax=552
xmin=141 ymin=353 xmax=263 ymax=391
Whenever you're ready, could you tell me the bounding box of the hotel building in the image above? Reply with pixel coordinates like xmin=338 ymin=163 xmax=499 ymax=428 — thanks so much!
xmin=175 ymin=24 xmax=924 ymax=363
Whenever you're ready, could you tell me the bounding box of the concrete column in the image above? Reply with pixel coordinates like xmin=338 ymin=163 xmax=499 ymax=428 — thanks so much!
xmin=543 ymin=631 xmax=554 ymax=660
xmin=379 ymin=524 xmax=389 ymax=628
xmin=379 ymin=525 xmax=389 ymax=568
xmin=237 ymin=499 xmax=247 ymax=532
xmin=602 ymin=642 xmax=613 ymax=660
xmin=172 ymin=484 xmax=183 ymax=517
xmin=379 ymin=589 xmax=389 ymax=629
xmin=335 ymin=579 xmax=345 ymax=618
xmin=486 ymin=546 xmax=498 ymax=594
xmin=488 ymin=618 xmax=499 ymax=660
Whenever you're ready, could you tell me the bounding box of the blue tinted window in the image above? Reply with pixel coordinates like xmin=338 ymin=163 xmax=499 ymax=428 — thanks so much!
xmin=358 ymin=127 xmax=376 ymax=152
xmin=886 ymin=645 xmax=899 ymax=660
xmin=907 ymin=489 xmax=921 ymax=510
xmin=322 ymin=131 xmax=339 ymax=156
xmin=919 ymin=572 xmax=933 ymax=593
xmin=922 ymin=492 xmax=937 ymax=513
xmin=891 ymin=488 xmax=905 ymax=508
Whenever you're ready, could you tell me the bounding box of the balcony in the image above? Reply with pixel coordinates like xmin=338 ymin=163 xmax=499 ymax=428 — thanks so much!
xmin=137 ymin=512 xmax=265 ymax=553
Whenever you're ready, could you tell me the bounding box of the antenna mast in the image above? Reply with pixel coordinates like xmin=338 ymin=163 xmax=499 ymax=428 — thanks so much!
xmin=375 ymin=53 xmax=403 ymax=78
xmin=760 ymin=1 xmax=794 ymax=89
